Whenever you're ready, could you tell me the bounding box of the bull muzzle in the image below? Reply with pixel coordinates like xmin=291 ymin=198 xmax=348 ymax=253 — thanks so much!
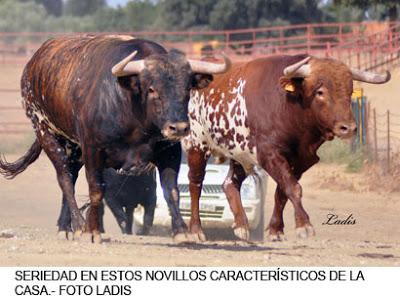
xmin=162 ymin=122 xmax=190 ymax=140
xmin=333 ymin=121 xmax=357 ymax=139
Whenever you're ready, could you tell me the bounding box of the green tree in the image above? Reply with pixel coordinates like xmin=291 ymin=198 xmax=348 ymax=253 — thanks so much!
xmin=37 ymin=0 xmax=63 ymax=17
xmin=334 ymin=0 xmax=399 ymax=21
xmin=158 ymin=0 xmax=323 ymax=31
xmin=18 ymin=0 xmax=63 ymax=16
xmin=124 ymin=0 xmax=161 ymax=30
xmin=91 ymin=6 xmax=130 ymax=31
xmin=158 ymin=0 xmax=215 ymax=30
xmin=64 ymin=0 xmax=105 ymax=17
xmin=0 ymin=0 xmax=47 ymax=32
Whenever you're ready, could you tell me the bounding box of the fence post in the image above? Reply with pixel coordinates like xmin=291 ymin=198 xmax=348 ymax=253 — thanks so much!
xmin=387 ymin=110 xmax=391 ymax=173
xmin=225 ymin=32 xmax=230 ymax=51
xmin=366 ymin=100 xmax=370 ymax=156
xmin=325 ymin=42 xmax=331 ymax=57
xmin=373 ymin=108 xmax=378 ymax=162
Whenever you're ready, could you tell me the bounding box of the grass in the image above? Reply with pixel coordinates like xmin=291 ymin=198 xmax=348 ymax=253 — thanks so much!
xmin=317 ymin=138 xmax=366 ymax=173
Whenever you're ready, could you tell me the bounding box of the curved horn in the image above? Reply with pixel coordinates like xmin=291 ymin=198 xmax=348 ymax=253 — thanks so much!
xmin=188 ymin=53 xmax=231 ymax=74
xmin=111 ymin=51 xmax=146 ymax=77
xmin=283 ymin=56 xmax=311 ymax=78
xmin=351 ymin=68 xmax=391 ymax=84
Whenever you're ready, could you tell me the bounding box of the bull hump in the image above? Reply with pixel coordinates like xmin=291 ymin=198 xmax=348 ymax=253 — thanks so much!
xmin=185 ymin=77 xmax=257 ymax=169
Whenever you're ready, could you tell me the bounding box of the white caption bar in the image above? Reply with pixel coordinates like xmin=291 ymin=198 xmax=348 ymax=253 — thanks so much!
xmin=0 ymin=267 xmax=398 ymax=299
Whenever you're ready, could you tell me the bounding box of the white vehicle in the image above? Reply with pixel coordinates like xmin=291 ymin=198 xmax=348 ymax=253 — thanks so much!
xmin=135 ymin=163 xmax=268 ymax=240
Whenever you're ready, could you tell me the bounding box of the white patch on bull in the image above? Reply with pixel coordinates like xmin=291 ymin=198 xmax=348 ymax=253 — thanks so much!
xmin=184 ymin=78 xmax=257 ymax=174
xmin=24 ymin=94 xmax=80 ymax=145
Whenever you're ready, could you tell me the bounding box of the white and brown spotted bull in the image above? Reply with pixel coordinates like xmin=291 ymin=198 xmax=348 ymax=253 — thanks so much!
xmin=183 ymin=55 xmax=390 ymax=242
xmin=0 ymin=34 xmax=231 ymax=243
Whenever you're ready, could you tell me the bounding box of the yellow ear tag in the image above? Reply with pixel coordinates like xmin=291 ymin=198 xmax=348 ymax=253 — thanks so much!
xmin=284 ymin=83 xmax=295 ymax=92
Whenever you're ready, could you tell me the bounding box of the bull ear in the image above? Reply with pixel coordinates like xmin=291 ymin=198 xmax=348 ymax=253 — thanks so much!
xmin=192 ymin=73 xmax=214 ymax=89
xmin=117 ymin=75 xmax=141 ymax=95
xmin=279 ymin=76 xmax=310 ymax=107
xmin=279 ymin=76 xmax=302 ymax=94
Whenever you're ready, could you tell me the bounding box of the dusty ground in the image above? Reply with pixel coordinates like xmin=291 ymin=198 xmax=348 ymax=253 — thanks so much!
xmin=0 ymin=154 xmax=399 ymax=267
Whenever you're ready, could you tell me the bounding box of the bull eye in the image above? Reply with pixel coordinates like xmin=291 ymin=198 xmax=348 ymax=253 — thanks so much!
xmin=148 ymin=86 xmax=155 ymax=94
xmin=316 ymin=89 xmax=324 ymax=97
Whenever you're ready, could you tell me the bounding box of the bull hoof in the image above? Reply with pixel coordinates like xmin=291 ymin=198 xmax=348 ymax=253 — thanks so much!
xmin=267 ymin=231 xmax=285 ymax=242
xmin=93 ymin=232 xmax=102 ymax=244
xmin=136 ymin=227 xmax=150 ymax=236
xmin=188 ymin=230 xmax=207 ymax=243
xmin=296 ymin=225 xmax=315 ymax=239
xmin=73 ymin=230 xmax=83 ymax=240
xmin=57 ymin=231 xmax=69 ymax=240
xmin=233 ymin=226 xmax=250 ymax=241
xmin=173 ymin=232 xmax=192 ymax=244
xmin=77 ymin=232 xmax=102 ymax=244
xmin=80 ymin=232 xmax=94 ymax=243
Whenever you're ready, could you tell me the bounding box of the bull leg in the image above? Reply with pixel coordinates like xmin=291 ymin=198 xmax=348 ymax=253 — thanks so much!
xmin=56 ymin=140 xmax=83 ymax=240
xmin=267 ymin=186 xmax=288 ymax=241
xmin=36 ymin=126 xmax=85 ymax=235
xmin=155 ymin=142 xmax=189 ymax=243
xmin=57 ymin=163 xmax=82 ymax=239
xmin=267 ymin=157 xmax=318 ymax=241
xmin=125 ymin=206 xmax=134 ymax=235
xmin=223 ymin=160 xmax=249 ymax=241
xmin=137 ymin=199 xmax=156 ymax=236
xmin=82 ymin=148 xmax=105 ymax=243
xmin=98 ymin=201 xmax=105 ymax=233
xmin=158 ymin=167 xmax=188 ymax=242
xmin=57 ymin=196 xmax=72 ymax=239
xmin=258 ymin=147 xmax=314 ymax=239
xmin=105 ymin=198 xmax=129 ymax=234
xmin=187 ymin=147 xmax=209 ymax=242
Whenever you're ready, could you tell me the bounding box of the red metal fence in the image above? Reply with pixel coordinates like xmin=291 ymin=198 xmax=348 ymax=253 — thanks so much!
xmin=1 ymin=21 xmax=399 ymax=65
xmin=329 ymin=23 xmax=400 ymax=72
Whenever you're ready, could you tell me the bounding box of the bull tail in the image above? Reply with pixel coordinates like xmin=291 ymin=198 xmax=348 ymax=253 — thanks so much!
xmin=0 ymin=139 xmax=42 ymax=179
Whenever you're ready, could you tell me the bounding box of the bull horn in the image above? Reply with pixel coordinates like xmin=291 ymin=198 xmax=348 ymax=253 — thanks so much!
xmin=283 ymin=56 xmax=311 ymax=77
xmin=111 ymin=50 xmax=146 ymax=77
xmin=351 ymin=68 xmax=391 ymax=84
xmin=188 ymin=53 xmax=231 ymax=74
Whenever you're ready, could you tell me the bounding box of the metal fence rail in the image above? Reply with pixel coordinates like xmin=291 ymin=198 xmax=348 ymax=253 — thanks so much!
xmin=1 ymin=21 xmax=399 ymax=65
xmin=369 ymin=108 xmax=400 ymax=173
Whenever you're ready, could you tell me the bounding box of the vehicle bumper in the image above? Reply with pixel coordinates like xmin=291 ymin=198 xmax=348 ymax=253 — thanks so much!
xmin=134 ymin=197 xmax=262 ymax=230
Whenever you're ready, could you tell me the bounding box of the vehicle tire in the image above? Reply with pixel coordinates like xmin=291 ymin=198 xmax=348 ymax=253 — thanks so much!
xmin=250 ymin=171 xmax=267 ymax=241
xmin=250 ymin=207 xmax=264 ymax=241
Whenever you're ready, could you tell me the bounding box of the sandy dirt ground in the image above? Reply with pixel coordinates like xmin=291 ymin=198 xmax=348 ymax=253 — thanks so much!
xmin=0 ymin=154 xmax=399 ymax=267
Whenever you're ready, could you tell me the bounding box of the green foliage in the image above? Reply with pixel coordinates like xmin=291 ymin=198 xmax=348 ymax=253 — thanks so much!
xmin=158 ymin=0 xmax=322 ymax=31
xmin=322 ymin=2 xmax=365 ymax=22
xmin=64 ymin=0 xmax=105 ymax=17
xmin=334 ymin=0 xmax=399 ymax=21
xmin=0 ymin=0 xmax=47 ymax=32
xmin=318 ymin=139 xmax=365 ymax=173
xmin=124 ymin=0 xmax=161 ymax=31
xmin=0 ymin=0 xmax=398 ymax=33
xmin=18 ymin=0 xmax=62 ymax=16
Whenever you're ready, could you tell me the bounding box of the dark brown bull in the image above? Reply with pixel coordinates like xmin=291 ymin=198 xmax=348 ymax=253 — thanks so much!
xmin=0 ymin=34 xmax=230 ymax=243
xmin=183 ymin=55 xmax=390 ymax=242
